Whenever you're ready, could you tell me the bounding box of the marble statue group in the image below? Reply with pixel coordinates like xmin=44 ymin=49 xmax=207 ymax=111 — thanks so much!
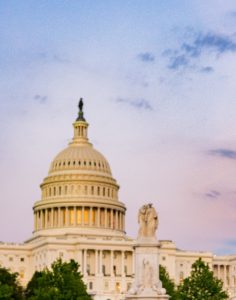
xmin=138 ymin=203 xmax=158 ymax=239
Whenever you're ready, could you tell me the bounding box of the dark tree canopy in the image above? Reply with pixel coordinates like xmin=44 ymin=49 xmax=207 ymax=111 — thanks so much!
xmin=177 ymin=258 xmax=228 ymax=300
xmin=159 ymin=264 xmax=178 ymax=300
xmin=26 ymin=259 xmax=91 ymax=300
xmin=0 ymin=267 xmax=24 ymax=300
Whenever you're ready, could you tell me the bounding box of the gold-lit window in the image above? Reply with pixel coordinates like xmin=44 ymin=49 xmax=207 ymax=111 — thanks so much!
xmin=69 ymin=208 xmax=74 ymax=225
xmin=115 ymin=282 xmax=121 ymax=292
xmin=92 ymin=208 xmax=96 ymax=225
xmin=77 ymin=208 xmax=82 ymax=224
xmin=84 ymin=208 xmax=89 ymax=224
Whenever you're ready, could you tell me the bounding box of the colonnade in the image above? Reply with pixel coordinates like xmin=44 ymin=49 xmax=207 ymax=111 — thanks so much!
xmin=214 ymin=264 xmax=230 ymax=286
xmin=34 ymin=206 xmax=125 ymax=231
xmin=80 ymin=249 xmax=133 ymax=277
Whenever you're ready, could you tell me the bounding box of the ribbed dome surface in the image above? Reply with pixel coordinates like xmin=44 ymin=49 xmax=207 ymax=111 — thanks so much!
xmin=49 ymin=143 xmax=112 ymax=176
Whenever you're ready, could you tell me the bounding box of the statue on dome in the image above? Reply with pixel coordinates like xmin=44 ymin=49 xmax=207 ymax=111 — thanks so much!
xmin=138 ymin=203 xmax=158 ymax=239
xmin=76 ymin=98 xmax=86 ymax=121
xmin=79 ymin=98 xmax=83 ymax=112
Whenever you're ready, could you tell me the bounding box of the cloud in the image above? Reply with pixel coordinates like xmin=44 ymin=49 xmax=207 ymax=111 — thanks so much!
xmin=168 ymin=54 xmax=189 ymax=70
xmin=200 ymin=66 xmax=214 ymax=73
xmin=37 ymin=52 xmax=70 ymax=64
xmin=34 ymin=95 xmax=47 ymax=104
xmin=205 ymin=190 xmax=221 ymax=199
xmin=138 ymin=52 xmax=155 ymax=63
xmin=116 ymin=98 xmax=153 ymax=110
xmin=208 ymin=149 xmax=236 ymax=160
xmin=164 ymin=31 xmax=236 ymax=71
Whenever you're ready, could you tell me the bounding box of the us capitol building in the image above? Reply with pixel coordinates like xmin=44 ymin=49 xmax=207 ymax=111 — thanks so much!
xmin=0 ymin=100 xmax=235 ymax=299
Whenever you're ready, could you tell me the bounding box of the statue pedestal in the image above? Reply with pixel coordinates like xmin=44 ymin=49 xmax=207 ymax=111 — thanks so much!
xmin=126 ymin=238 xmax=169 ymax=300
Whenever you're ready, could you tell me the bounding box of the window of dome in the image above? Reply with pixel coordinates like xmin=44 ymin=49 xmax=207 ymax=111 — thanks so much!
xmin=84 ymin=161 xmax=86 ymax=166
xmin=73 ymin=161 xmax=76 ymax=165
xmin=63 ymin=162 xmax=65 ymax=166
xmin=68 ymin=161 xmax=70 ymax=166
xmin=89 ymin=161 xmax=92 ymax=166
xmin=98 ymin=162 xmax=101 ymax=167
xmin=97 ymin=187 xmax=100 ymax=195
xmin=94 ymin=162 xmax=96 ymax=166
xmin=78 ymin=161 xmax=81 ymax=165
xmin=59 ymin=162 xmax=61 ymax=166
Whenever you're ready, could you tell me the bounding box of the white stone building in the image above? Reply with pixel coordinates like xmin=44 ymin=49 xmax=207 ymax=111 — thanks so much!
xmin=0 ymin=102 xmax=235 ymax=299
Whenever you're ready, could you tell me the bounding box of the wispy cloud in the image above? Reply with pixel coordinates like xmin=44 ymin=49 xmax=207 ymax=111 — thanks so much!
xmin=137 ymin=52 xmax=155 ymax=63
xmin=34 ymin=95 xmax=48 ymax=104
xmin=37 ymin=52 xmax=70 ymax=64
xmin=205 ymin=190 xmax=221 ymax=199
xmin=164 ymin=31 xmax=236 ymax=71
xmin=200 ymin=66 xmax=214 ymax=73
xmin=168 ymin=54 xmax=189 ymax=70
xmin=208 ymin=149 xmax=236 ymax=160
xmin=116 ymin=98 xmax=153 ymax=110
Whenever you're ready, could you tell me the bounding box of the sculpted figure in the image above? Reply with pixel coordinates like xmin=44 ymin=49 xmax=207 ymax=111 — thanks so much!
xmin=138 ymin=203 xmax=158 ymax=238
xmin=146 ymin=203 xmax=158 ymax=237
xmin=143 ymin=259 xmax=153 ymax=288
xmin=138 ymin=205 xmax=147 ymax=237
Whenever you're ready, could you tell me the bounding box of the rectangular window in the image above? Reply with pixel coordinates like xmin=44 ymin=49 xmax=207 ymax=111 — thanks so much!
xmin=69 ymin=208 xmax=74 ymax=225
xmin=84 ymin=208 xmax=89 ymax=224
xmin=92 ymin=208 xmax=96 ymax=225
xmin=77 ymin=208 xmax=82 ymax=225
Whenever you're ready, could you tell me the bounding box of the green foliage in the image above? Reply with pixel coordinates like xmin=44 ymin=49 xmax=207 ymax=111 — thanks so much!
xmin=177 ymin=258 xmax=228 ymax=300
xmin=26 ymin=258 xmax=91 ymax=300
xmin=159 ymin=264 xmax=178 ymax=299
xmin=0 ymin=267 xmax=24 ymax=300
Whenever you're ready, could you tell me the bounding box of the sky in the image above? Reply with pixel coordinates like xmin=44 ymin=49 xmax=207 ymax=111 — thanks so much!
xmin=1 ymin=0 xmax=236 ymax=255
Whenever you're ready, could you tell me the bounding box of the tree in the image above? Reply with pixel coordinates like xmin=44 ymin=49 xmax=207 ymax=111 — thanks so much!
xmin=177 ymin=258 xmax=228 ymax=300
xmin=0 ymin=267 xmax=24 ymax=300
xmin=159 ymin=264 xmax=178 ymax=299
xmin=25 ymin=259 xmax=91 ymax=300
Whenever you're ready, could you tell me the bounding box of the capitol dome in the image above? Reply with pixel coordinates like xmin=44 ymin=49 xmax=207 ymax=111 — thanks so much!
xmin=33 ymin=99 xmax=126 ymax=238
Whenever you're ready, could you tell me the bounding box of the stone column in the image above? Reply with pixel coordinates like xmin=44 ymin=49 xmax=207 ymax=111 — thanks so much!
xmin=97 ymin=208 xmax=100 ymax=227
xmin=58 ymin=207 xmax=61 ymax=227
xmin=110 ymin=250 xmax=114 ymax=276
xmin=83 ymin=249 xmax=87 ymax=276
xmin=105 ymin=208 xmax=108 ymax=228
xmin=74 ymin=207 xmax=76 ymax=227
xmin=89 ymin=207 xmax=93 ymax=226
xmin=116 ymin=210 xmax=118 ymax=230
xmin=111 ymin=209 xmax=114 ymax=229
xmin=99 ymin=250 xmax=103 ymax=275
xmin=65 ymin=207 xmax=69 ymax=226
xmin=95 ymin=250 xmax=98 ymax=275
xmin=82 ymin=207 xmax=84 ymax=226
xmin=121 ymin=251 xmax=125 ymax=277
xmin=51 ymin=208 xmax=54 ymax=227
xmin=45 ymin=209 xmax=48 ymax=228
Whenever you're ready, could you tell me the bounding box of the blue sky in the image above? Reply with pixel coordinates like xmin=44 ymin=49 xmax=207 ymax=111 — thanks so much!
xmin=1 ymin=1 xmax=236 ymax=255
